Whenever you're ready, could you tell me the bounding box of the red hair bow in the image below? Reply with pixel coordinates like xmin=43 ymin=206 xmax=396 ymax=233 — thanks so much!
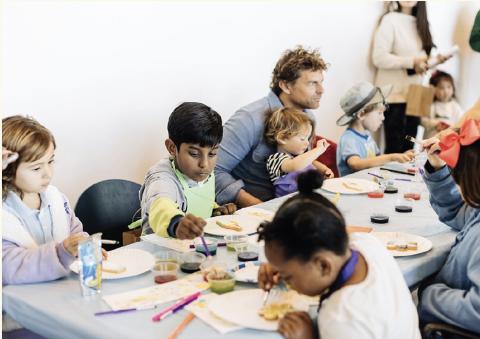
xmin=439 ymin=119 xmax=480 ymax=168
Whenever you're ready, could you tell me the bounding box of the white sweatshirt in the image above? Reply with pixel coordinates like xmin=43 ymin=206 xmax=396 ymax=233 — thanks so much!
xmin=421 ymin=100 xmax=464 ymax=138
xmin=318 ymin=233 xmax=421 ymax=339
xmin=372 ymin=12 xmax=428 ymax=103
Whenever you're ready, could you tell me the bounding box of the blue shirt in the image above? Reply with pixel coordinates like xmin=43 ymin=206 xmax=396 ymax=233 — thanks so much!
xmin=336 ymin=128 xmax=380 ymax=177
xmin=215 ymin=91 xmax=314 ymax=204
xmin=418 ymin=165 xmax=480 ymax=333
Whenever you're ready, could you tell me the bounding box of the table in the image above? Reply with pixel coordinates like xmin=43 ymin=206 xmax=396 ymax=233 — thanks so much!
xmin=2 ymin=167 xmax=457 ymax=338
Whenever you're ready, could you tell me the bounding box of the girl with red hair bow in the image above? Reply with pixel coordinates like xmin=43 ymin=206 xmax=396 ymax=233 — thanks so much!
xmin=417 ymin=118 xmax=480 ymax=334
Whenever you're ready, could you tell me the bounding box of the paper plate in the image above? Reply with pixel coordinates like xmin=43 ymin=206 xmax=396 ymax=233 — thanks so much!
xmin=231 ymin=262 xmax=261 ymax=283
xmin=322 ymin=178 xmax=379 ymax=194
xmin=372 ymin=232 xmax=432 ymax=257
xmin=208 ymin=289 xmax=313 ymax=331
xmin=204 ymin=215 xmax=262 ymax=236
xmin=235 ymin=208 xmax=274 ymax=222
xmin=70 ymin=248 xmax=155 ymax=279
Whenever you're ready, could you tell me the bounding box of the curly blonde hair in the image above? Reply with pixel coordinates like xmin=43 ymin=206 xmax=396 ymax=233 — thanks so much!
xmin=264 ymin=108 xmax=314 ymax=146
xmin=2 ymin=115 xmax=56 ymax=199
xmin=270 ymin=46 xmax=328 ymax=96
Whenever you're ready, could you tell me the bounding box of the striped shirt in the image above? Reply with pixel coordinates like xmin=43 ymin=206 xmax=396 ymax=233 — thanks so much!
xmin=266 ymin=152 xmax=291 ymax=183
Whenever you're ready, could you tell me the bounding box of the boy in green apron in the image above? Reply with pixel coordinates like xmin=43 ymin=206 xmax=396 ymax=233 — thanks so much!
xmin=140 ymin=102 xmax=236 ymax=239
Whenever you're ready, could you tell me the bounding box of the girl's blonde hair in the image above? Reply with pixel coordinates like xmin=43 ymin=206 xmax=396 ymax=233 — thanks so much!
xmin=264 ymin=108 xmax=314 ymax=146
xmin=2 ymin=115 xmax=56 ymax=199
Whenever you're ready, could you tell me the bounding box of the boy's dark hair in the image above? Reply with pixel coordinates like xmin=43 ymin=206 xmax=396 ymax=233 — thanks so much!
xmin=452 ymin=139 xmax=480 ymax=208
xmin=270 ymin=46 xmax=328 ymax=96
xmin=167 ymin=102 xmax=223 ymax=149
xmin=257 ymin=170 xmax=348 ymax=262
xmin=429 ymin=70 xmax=456 ymax=100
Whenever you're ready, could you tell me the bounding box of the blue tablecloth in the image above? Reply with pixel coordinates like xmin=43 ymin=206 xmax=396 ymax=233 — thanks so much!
xmin=2 ymin=167 xmax=457 ymax=338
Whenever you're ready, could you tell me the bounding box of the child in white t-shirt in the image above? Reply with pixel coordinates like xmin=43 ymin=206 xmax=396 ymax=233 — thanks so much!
xmin=422 ymin=70 xmax=463 ymax=138
xmin=257 ymin=170 xmax=421 ymax=339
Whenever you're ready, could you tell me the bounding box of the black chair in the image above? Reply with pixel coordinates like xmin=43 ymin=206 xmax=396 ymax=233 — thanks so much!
xmin=74 ymin=179 xmax=141 ymax=249
xmin=423 ymin=323 xmax=480 ymax=339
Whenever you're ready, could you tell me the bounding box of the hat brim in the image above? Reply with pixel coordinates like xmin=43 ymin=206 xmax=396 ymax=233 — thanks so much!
xmin=336 ymin=113 xmax=355 ymax=126
xmin=366 ymin=84 xmax=393 ymax=107
xmin=336 ymin=84 xmax=393 ymax=127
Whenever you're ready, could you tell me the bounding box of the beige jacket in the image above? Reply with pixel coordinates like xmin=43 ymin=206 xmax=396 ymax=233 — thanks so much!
xmin=372 ymin=12 xmax=427 ymax=103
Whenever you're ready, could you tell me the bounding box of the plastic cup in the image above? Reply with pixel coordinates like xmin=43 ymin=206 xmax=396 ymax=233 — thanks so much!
xmin=224 ymin=235 xmax=248 ymax=252
xmin=78 ymin=233 xmax=102 ymax=296
xmin=155 ymin=251 xmax=183 ymax=264
xmin=180 ymin=252 xmax=206 ymax=274
xmin=207 ymin=271 xmax=236 ymax=294
xmin=194 ymin=237 xmax=218 ymax=256
xmin=200 ymin=260 xmax=227 ymax=282
xmin=237 ymin=244 xmax=259 ymax=262
xmin=152 ymin=262 xmax=179 ymax=284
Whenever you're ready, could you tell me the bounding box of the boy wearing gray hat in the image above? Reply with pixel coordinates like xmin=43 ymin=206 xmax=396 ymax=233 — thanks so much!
xmin=336 ymin=81 xmax=414 ymax=176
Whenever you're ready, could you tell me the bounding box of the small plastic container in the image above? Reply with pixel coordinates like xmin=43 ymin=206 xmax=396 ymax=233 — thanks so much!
xmin=200 ymin=260 xmax=227 ymax=282
xmin=180 ymin=252 xmax=206 ymax=273
xmin=384 ymin=184 xmax=399 ymax=194
xmin=368 ymin=190 xmax=384 ymax=199
xmin=207 ymin=271 xmax=236 ymax=294
xmin=152 ymin=262 xmax=179 ymax=284
xmin=404 ymin=192 xmax=421 ymax=201
xmin=155 ymin=251 xmax=183 ymax=265
xmin=224 ymin=235 xmax=248 ymax=252
xmin=370 ymin=213 xmax=390 ymax=224
xmin=237 ymin=244 xmax=259 ymax=262
xmin=370 ymin=206 xmax=390 ymax=224
xmin=194 ymin=237 xmax=219 ymax=256
xmin=395 ymin=198 xmax=413 ymax=213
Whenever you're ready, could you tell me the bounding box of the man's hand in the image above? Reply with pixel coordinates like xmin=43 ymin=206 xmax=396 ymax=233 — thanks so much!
xmin=176 ymin=214 xmax=206 ymax=240
xmin=278 ymin=312 xmax=315 ymax=339
xmin=212 ymin=203 xmax=237 ymax=216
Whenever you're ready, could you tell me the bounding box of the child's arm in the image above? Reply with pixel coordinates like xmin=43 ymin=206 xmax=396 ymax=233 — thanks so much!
xmin=2 ymin=240 xmax=72 ymax=285
xmin=280 ymin=139 xmax=329 ymax=173
xmin=421 ymin=139 xmax=471 ymax=231
xmin=346 ymin=151 xmax=414 ymax=172
xmin=418 ymin=245 xmax=480 ymax=331
xmin=312 ymin=160 xmax=334 ymax=178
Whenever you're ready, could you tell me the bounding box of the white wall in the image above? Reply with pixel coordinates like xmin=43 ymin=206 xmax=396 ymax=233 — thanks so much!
xmin=2 ymin=1 xmax=478 ymax=204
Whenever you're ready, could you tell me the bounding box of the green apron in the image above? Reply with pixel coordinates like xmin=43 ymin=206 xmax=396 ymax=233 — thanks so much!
xmin=172 ymin=161 xmax=215 ymax=219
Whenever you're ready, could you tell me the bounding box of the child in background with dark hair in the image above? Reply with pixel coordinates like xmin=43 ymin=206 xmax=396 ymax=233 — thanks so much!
xmin=140 ymin=102 xmax=236 ymax=240
xmin=2 ymin=115 xmax=89 ymax=285
xmin=421 ymin=70 xmax=463 ymax=138
xmin=418 ymin=119 xmax=480 ymax=333
xmin=264 ymin=107 xmax=333 ymax=197
xmin=257 ymin=170 xmax=420 ymax=339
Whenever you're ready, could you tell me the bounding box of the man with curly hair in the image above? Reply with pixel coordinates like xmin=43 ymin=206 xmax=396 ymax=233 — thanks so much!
xmin=215 ymin=46 xmax=328 ymax=207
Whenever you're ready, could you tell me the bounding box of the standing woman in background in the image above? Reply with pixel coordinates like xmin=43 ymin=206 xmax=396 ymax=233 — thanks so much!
xmin=372 ymin=1 xmax=446 ymax=153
